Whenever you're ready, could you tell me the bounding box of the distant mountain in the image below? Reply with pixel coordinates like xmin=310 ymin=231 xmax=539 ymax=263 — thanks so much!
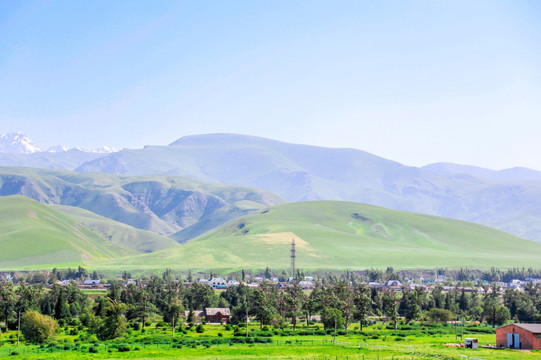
xmin=0 ymin=132 xmax=118 ymax=169
xmin=0 ymin=149 xmax=110 ymax=170
xmin=75 ymin=133 xmax=541 ymax=243
xmin=0 ymin=132 xmax=41 ymax=154
xmin=0 ymin=167 xmax=284 ymax=241
xmin=423 ymin=162 xmax=541 ymax=182
xmin=94 ymin=201 xmax=541 ymax=270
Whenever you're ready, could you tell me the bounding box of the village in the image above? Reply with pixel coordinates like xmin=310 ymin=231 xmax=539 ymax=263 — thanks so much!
xmin=1 ymin=267 xmax=540 ymax=352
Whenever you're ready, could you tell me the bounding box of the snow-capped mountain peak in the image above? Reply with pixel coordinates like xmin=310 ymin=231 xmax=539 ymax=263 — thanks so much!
xmin=0 ymin=132 xmax=42 ymax=154
xmin=46 ymin=145 xmax=71 ymax=153
xmin=46 ymin=145 xmax=119 ymax=153
xmin=0 ymin=132 xmax=118 ymax=154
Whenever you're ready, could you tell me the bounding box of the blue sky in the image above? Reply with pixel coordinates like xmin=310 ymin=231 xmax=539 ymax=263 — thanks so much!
xmin=1 ymin=1 xmax=540 ymax=169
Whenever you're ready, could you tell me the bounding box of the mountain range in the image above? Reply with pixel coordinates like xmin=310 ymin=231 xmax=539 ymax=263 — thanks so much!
xmin=75 ymin=133 xmax=541 ymax=243
xmin=2 ymin=132 xmax=541 ymax=244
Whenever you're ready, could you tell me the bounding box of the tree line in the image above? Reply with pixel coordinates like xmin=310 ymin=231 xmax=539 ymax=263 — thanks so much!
xmin=0 ymin=270 xmax=540 ymax=344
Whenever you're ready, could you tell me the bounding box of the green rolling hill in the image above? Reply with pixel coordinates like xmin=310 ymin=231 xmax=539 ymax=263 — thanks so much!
xmin=90 ymin=201 xmax=541 ymax=271
xmin=52 ymin=205 xmax=178 ymax=253
xmin=0 ymin=167 xmax=284 ymax=241
xmin=0 ymin=196 xmax=134 ymax=268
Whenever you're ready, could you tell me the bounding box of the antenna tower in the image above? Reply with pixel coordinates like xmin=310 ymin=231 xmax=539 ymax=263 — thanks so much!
xmin=290 ymin=238 xmax=296 ymax=282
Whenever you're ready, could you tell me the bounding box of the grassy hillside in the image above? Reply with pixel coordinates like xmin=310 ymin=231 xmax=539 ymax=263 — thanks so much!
xmin=90 ymin=201 xmax=541 ymax=271
xmin=52 ymin=205 xmax=178 ymax=253
xmin=0 ymin=167 xmax=283 ymax=240
xmin=0 ymin=196 xmax=133 ymax=268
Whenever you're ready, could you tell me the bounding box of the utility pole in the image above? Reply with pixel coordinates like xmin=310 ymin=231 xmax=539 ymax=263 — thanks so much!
xmin=290 ymin=238 xmax=296 ymax=283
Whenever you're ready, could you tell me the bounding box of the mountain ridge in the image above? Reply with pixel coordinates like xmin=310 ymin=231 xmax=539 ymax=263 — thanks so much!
xmin=0 ymin=167 xmax=284 ymax=241
xmin=75 ymin=133 xmax=541 ymax=243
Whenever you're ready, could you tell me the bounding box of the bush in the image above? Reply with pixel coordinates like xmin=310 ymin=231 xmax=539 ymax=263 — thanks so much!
xmin=89 ymin=347 xmax=99 ymax=353
xmin=117 ymin=345 xmax=130 ymax=352
xmin=132 ymin=322 xmax=141 ymax=331
xmin=21 ymin=311 xmax=58 ymax=344
xmin=196 ymin=324 xmax=205 ymax=333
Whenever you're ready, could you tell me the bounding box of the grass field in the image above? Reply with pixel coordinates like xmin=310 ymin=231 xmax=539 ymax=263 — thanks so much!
xmin=0 ymin=322 xmax=537 ymax=359
xmin=89 ymin=201 xmax=541 ymax=271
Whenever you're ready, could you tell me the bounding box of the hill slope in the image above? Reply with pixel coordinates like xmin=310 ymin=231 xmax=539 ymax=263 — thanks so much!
xmin=91 ymin=201 xmax=541 ymax=271
xmin=0 ymin=167 xmax=283 ymax=241
xmin=0 ymin=196 xmax=133 ymax=268
xmin=75 ymin=133 xmax=541 ymax=243
xmin=52 ymin=205 xmax=178 ymax=253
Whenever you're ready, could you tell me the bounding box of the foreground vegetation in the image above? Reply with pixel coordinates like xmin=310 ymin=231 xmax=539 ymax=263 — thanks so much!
xmin=1 ymin=267 xmax=540 ymax=359
xmin=0 ymin=321 xmax=536 ymax=359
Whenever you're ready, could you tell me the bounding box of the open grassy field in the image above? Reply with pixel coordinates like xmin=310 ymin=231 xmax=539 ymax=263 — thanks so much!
xmin=0 ymin=322 xmax=537 ymax=359
xmin=89 ymin=201 xmax=541 ymax=271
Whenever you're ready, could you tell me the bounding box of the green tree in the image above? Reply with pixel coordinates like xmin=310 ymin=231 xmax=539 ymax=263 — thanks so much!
xmin=97 ymin=299 xmax=127 ymax=340
xmin=494 ymin=306 xmax=510 ymax=326
xmin=332 ymin=281 xmax=354 ymax=330
xmin=402 ymin=289 xmax=422 ymax=323
xmin=252 ymin=288 xmax=276 ymax=329
xmin=427 ymin=308 xmax=453 ymax=323
xmin=164 ymin=298 xmax=184 ymax=339
xmin=384 ymin=291 xmax=400 ymax=330
xmin=129 ymin=289 xmax=157 ymax=330
xmin=0 ymin=282 xmax=16 ymax=338
xmin=482 ymin=293 xmax=500 ymax=327
xmin=15 ymin=284 xmax=43 ymax=346
xmin=353 ymin=284 xmax=372 ymax=331
xmin=321 ymin=307 xmax=343 ymax=342
xmin=21 ymin=310 xmax=58 ymax=344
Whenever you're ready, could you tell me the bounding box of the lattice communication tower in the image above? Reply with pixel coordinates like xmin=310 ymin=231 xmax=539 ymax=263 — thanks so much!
xmin=290 ymin=238 xmax=296 ymax=282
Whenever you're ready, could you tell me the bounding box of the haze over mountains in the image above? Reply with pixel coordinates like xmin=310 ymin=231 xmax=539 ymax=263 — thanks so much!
xmin=2 ymin=132 xmax=541 ymax=244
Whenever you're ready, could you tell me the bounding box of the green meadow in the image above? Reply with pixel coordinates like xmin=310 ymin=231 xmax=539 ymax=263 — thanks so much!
xmin=0 ymin=322 xmax=536 ymax=360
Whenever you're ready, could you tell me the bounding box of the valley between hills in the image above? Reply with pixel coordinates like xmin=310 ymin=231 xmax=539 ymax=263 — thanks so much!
xmin=1 ymin=133 xmax=541 ymax=272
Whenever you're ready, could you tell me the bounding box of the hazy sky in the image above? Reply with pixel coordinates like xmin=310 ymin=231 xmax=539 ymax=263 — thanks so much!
xmin=1 ymin=1 xmax=540 ymax=170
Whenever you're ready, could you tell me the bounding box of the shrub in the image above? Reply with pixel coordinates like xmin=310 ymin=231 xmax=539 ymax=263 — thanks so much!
xmin=118 ymin=345 xmax=130 ymax=352
xmin=89 ymin=347 xmax=99 ymax=353
xmin=21 ymin=311 xmax=58 ymax=344
xmin=196 ymin=324 xmax=205 ymax=333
